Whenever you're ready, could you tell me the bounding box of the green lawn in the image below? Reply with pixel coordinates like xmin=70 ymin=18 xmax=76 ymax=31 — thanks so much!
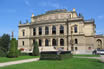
xmin=0 ymin=56 xmax=38 ymax=63
xmin=73 ymin=54 xmax=100 ymax=57
xmin=0 ymin=58 xmax=103 ymax=69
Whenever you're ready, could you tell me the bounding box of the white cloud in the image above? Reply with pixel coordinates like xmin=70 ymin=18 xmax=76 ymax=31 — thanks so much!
xmin=97 ymin=15 xmax=104 ymax=19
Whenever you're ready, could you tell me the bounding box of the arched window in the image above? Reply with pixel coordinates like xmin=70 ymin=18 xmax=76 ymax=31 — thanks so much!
xmin=60 ymin=39 xmax=64 ymax=46
xmin=52 ymin=26 xmax=56 ymax=34
xmin=45 ymin=39 xmax=49 ymax=46
xmin=60 ymin=25 xmax=64 ymax=34
xmin=39 ymin=39 xmax=42 ymax=46
xmin=75 ymin=47 xmax=78 ymax=50
xmin=97 ymin=39 xmax=102 ymax=49
xmin=39 ymin=27 xmax=42 ymax=35
xmin=22 ymin=30 xmax=25 ymax=36
xmin=33 ymin=28 xmax=36 ymax=36
xmin=45 ymin=26 xmax=49 ymax=35
xmin=74 ymin=25 xmax=77 ymax=33
xmin=75 ymin=39 xmax=78 ymax=44
xmin=52 ymin=39 xmax=57 ymax=46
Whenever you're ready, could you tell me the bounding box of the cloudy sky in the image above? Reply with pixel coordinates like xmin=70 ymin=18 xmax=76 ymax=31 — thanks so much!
xmin=0 ymin=0 xmax=104 ymax=39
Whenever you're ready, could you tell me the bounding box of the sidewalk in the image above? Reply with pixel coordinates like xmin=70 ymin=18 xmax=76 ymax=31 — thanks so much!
xmin=0 ymin=58 xmax=39 ymax=67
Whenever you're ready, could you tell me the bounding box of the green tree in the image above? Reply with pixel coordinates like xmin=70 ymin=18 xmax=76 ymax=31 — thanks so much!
xmin=0 ymin=34 xmax=10 ymax=57
xmin=0 ymin=34 xmax=10 ymax=51
xmin=7 ymin=38 xmax=18 ymax=58
xmin=32 ymin=41 xmax=39 ymax=56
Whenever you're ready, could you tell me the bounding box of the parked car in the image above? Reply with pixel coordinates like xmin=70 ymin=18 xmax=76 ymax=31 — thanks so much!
xmin=92 ymin=49 xmax=104 ymax=55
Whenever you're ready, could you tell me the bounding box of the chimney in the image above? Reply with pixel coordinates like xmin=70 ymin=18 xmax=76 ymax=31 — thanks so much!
xmin=12 ymin=31 xmax=14 ymax=38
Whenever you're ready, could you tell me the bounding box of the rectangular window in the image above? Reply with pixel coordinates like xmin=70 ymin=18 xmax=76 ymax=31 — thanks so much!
xmin=22 ymin=41 xmax=24 ymax=46
xmin=39 ymin=27 xmax=42 ymax=35
xmin=33 ymin=28 xmax=36 ymax=36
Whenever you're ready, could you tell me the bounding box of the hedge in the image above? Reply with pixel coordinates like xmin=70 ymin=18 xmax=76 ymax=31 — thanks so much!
xmin=40 ymin=51 xmax=72 ymax=60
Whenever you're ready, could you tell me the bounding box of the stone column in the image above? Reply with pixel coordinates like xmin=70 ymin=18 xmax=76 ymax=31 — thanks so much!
xmin=57 ymin=25 xmax=59 ymax=35
xmin=42 ymin=26 xmax=45 ymax=36
xmin=49 ymin=25 xmax=52 ymax=35
xmin=36 ymin=27 xmax=38 ymax=35
xmin=58 ymin=38 xmax=60 ymax=47
xmin=50 ymin=38 xmax=52 ymax=46
xmin=42 ymin=38 xmax=45 ymax=47
xmin=64 ymin=24 xmax=67 ymax=35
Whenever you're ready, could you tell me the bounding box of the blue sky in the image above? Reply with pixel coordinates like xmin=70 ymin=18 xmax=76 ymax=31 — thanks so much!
xmin=0 ymin=0 xmax=104 ymax=39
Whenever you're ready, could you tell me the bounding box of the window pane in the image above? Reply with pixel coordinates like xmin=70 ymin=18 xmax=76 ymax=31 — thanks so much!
xmin=74 ymin=26 xmax=77 ymax=33
xmin=45 ymin=26 xmax=49 ymax=35
xmin=23 ymin=31 xmax=25 ymax=36
xmin=22 ymin=41 xmax=24 ymax=46
xmin=75 ymin=39 xmax=78 ymax=44
xmin=60 ymin=39 xmax=64 ymax=46
xmin=52 ymin=26 xmax=56 ymax=34
xmin=39 ymin=39 xmax=42 ymax=46
xmin=45 ymin=39 xmax=49 ymax=46
xmin=52 ymin=39 xmax=57 ymax=46
xmin=75 ymin=47 xmax=78 ymax=50
xmin=39 ymin=27 xmax=42 ymax=35
xmin=60 ymin=25 xmax=64 ymax=34
xmin=33 ymin=28 xmax=36 ymax=36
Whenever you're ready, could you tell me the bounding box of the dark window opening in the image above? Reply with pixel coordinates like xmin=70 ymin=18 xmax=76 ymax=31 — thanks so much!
xmin=75 ymin=47 xmax=78 ymax=50
xmin=45 ymin=39 xmax=49 ymax=46
xmin=23 ymin=31 xmax=25 ymax=36
xmin=52 ymin=26 xmax=56 ymax=34
xmin=74 ymin=26 xmax=77 ymax=33
xmin=39 ymin=39 xmax=42 ymax=46
xmin=75 ymin=39 xmax=78 ymax=44
xmin=60 ymin=25 xmax=64 ymax=34
xmin=39 ymin=27 xmax=42 ymax=35
xmin=22 ymin=41 xmax=24 ymax=46
xmin=45 ymin=26 xmax=49 ymax=35
xmin=33 ymin=28 xmax=36 ymax=36
xmin=52 ymin=39 xmax=57 ymax=46
xmin=60 ymin=39 xmax=64 ymax=46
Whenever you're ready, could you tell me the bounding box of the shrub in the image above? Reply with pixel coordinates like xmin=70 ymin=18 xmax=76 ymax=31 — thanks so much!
xmin=7 ymin=38 xmax=18 ymax=58
xmin=40 ymin=51 xmax=72 ymax=60
xmin=32 ymin=41 xmax=39 ymax=56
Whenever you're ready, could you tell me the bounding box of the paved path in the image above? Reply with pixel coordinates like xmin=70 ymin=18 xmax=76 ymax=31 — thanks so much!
xmin=0 ymin=58 xmax=39 ymax=67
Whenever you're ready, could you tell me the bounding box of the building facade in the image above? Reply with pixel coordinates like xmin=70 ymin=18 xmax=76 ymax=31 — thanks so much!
xmin=18 ymin=8 xmax=104 ymax=54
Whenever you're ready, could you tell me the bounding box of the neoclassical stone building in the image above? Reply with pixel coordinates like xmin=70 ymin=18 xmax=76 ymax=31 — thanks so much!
xmin=18 ymin=8 xmax=104 ymax=54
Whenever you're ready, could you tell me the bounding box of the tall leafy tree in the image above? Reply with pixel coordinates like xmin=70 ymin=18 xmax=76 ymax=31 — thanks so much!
xmin=0 ymin=34 xmax=10 ymax=57
xmin=7 ymin=38 xmax=18 ymax=58
xmin=0 ymin=34 xmax=10 ymax=51
xmin=32 ymin=41 xmax=39 ymax=56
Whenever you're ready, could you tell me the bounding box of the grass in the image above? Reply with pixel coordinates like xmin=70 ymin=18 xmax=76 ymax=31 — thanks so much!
xmin=73 ymin=54 xmax=100 ymax=57
xmin=0 ymin=58 xmax=103 ymax=69
xmin=0 ymin=56 xmax=38 ymax=63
